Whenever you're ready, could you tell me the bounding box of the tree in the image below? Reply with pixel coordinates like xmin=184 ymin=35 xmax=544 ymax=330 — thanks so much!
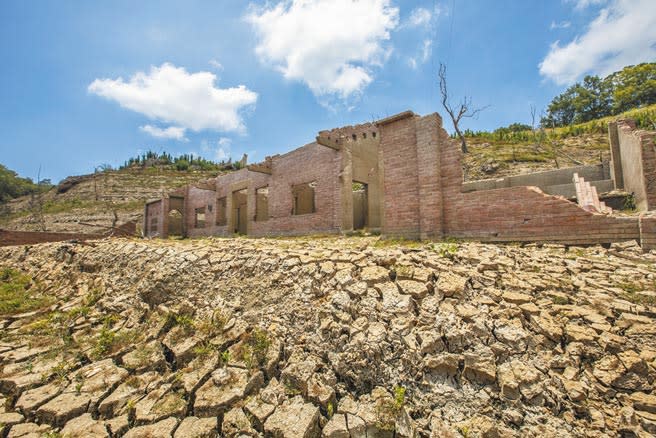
xmin=438 ymin=63 xmax=487 ymax=153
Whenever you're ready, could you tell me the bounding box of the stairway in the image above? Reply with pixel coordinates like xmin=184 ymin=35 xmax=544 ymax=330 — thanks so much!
xmin=573 ymin=173 xmax=612 ymax=214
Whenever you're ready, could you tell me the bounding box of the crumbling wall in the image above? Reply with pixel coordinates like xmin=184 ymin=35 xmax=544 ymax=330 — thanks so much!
xmin=615 ymin=121 xmax=656 ymax=211
xmin=144 ymin=200 xmax=163 ymax=238
xmin=378 ymin=112 xmax=641 ymax=245
xmin=250 ymin=142 xmax=342 ymax=236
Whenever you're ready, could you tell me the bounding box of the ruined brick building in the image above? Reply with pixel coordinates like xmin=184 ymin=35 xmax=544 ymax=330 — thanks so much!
xmin=144 ymin=111 xmax=656 ymax=249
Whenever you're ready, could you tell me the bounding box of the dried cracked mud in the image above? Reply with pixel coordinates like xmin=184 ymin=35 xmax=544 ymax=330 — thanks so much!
xmin=0 ymin=236 xmax=655 ymax=437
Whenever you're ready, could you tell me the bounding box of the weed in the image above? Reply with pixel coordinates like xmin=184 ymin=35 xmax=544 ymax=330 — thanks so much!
xmin=0 ymin=268 xmax=52 ymax=316
xmin=394 ymin=386 xmax=406 ymax=410
xmin=327 ymin=401 xmax=334 ymax=418
xmin=192 ymin=342 xmax=215 ymax=359
xmin=375 ymin=386 xmax=407 ymax=431
xmin=246 ymin=328 xmax=271 ymax=368
xmin=619 ymin=282 xmax=641 ymax=294
xmin=219 ymin=350 xmax=232 ymax=366
xmin=433 ymin=239 xmax=459 ymax=259
xmin=621 ymin=291 xmax=656 ymax=306
xmin=552 ymin=296 xmax=570 ymax=305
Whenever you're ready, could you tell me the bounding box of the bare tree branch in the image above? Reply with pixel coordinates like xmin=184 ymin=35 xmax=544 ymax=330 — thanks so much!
xmin=438 ymin=63 xmax=488 ymax=153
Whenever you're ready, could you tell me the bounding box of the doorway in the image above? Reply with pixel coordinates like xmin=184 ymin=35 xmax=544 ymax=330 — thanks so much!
xmin=232 ymin=189 xmax=248 ymax=235
xmin=352 ymin=181 xmax=368 ymax=230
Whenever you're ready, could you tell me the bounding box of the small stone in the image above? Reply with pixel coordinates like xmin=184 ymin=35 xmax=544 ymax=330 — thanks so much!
xmin=264 ymin=396 xmax=320 ymax=438
xmin=60 ymin=413 xmax=108 ymax=438
xmin=322 ymin=413 xmax=349 ymax=438
xmin=124 ymin=417 xmax=178 ymax=438
xmin=174 ymin=417 xmax=217 ymax=438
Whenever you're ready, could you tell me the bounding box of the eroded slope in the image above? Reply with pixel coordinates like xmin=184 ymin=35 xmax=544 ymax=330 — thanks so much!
xmin=0 ymin=237 xmax=654 ymax=437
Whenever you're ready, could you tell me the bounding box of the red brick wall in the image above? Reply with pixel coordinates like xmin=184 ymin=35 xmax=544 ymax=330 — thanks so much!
xmin=184 ymin=142 xmax=342 ymax=237
xmin=378 ymin=112 xmax=642 ymax=245
xmin=379 ymin=116 xmax=421 ymax=238
xmin=145 ymin=200 xmax=163 ymax=238
xmin=0 ymin=229 xmax=106 ymax=247
xmin=250 ymin=142 xmax=342 ymax=236
xmin=640 ymin=215 xmax=656 ymax=250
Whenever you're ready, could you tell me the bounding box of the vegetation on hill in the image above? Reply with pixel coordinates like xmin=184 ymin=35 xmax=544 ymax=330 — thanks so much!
xmin=541 ymin=62 xmax=656 ymax=127
xmin=120 ymin=150 xmax=244 ymax=172
xmin=0 ymin=164 xmax=52 ymax=203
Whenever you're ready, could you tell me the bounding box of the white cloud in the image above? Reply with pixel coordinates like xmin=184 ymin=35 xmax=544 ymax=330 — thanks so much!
xmin=246 ymin=0 xmax=399 ymax=100
xmin=139 ymin=124 xmax=187 ymax=141
xmin=407 ymin=7 xmax=432 ymax=27
xmin=569 ymin=0 xmax=607 ymax=10
xmin=540 ymin=0 xmax=656 ymax=85
xmin=89 ymin=63 xmax=258 ymax=133
xmin=550 ymin=20 xmax=571 ymax=29
xmin=201 ymin=137 xmax=233 ymax=161
xmin=408 ymin=39 xmax=433 ymax=69
xmin=209 ymin=59 xmax=224 ymax=71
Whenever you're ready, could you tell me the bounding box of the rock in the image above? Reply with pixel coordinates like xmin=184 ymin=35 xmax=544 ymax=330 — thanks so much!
xmin=6 ymin=422 xmax=51 ymax=438
xmin=36 ymin=359 xmax=128 ymax=426
xmin=437 ymin=272 xmax=467 ymax=298
xmin=631 ymin=392 xmax=656 ymax=414
xmin=194 ymin=367 xmax=263 ymax=417
xmin=322 ymin=414 xmax=349 ymax=438
xmin=397 ymin=280 xmax=428 ymax=299
xmin=360 ymin=266 xmax=390 ymax=284
xmin=99 ymin=372 xmax=160 ymax=418
xmin=162 ymin=326 xmax=202 ymax=367
xmin=105 ymin=414 xmax=129 ymax=437
xmin=244 ymin=396 xmax=277 ymax=432
xmin=281 ymin=357 xmax=319 ymax=396
xmin=424 ymin=353 xmax=460 ymax=378
xmin=174 ymin=416 xmax=217 ymax=438
xmin=14 ymin=382 xmax=63 ymax=416
xmin=463 ymin=347 xmax=496 ymax=385
xmin=501 ymin=291 xmax=532 ymax=305
xmin=134 ymin=384 xmax=186 ymax=424
xmin=60 ymin=413 xmax=109 ymax=437
xmin=0 ymin=412 xmax=24 ymax=429
xmin=124 ymin=416 xmax=178 ymax=438
xmin=121 ymin=340 xmax=167 ymax=373
xmin=222 ymin=407 xmax=257 ymax=436
xmin=264 ymin=396 xmax=320 ymax=438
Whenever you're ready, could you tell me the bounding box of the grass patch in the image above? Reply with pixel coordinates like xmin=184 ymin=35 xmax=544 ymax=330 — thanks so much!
xmin=0 ymin=268 xmax=52 ymax=317
xmin=373 ymin=238 xmax=424 ymax=249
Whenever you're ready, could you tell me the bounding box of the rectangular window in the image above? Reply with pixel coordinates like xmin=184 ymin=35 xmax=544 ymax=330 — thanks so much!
xmin=292 ymin=182 xmax=316 ymax=215
xmin=255 ymin=187 xmax=269 ymax=222
xmin=194 ymin=207 xmax=206 ymax=228
xmin=216 ymin=197 xmax=227 ymax=226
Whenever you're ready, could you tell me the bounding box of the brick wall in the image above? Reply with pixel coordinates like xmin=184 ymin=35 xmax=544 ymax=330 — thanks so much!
xmin=640 ymin=215 xmax=656 ymax=250
xmin=378 ymin=112 xmax=642 ymax=246
xmin=616 ymin=121 xmax=656 ymax=211
xmin=0 ymin=229 xmax=106 ymax=247
xmin=379 ymin=114 xmax=421 ymax=238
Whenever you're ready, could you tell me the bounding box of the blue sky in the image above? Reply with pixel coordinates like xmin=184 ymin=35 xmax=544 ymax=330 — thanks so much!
xmin=1 ymin=0 xmax=655 ymax=183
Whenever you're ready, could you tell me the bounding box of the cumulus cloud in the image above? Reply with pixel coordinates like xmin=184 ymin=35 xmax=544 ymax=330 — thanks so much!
xmin=139 ymin=125 xmax=187 ymax=141
xmin=89 ymin=63 xmax=258 ymax=134
xmin=539 ymin=0 xmax=656 ymax=85
xmin=246 ymin=0 xmax=399 ymax=100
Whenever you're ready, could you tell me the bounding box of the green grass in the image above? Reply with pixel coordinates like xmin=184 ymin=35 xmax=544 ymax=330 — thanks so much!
xmin=0 ymin=268 xmax=52 ymax=317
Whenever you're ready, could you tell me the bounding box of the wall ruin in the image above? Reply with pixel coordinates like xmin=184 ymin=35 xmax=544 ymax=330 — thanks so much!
xmin=144 ymin=110 xmax=655 ymax=249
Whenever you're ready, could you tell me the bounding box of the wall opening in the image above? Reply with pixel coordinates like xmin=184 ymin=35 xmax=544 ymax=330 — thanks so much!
xmin=149 ymin=216 xmax=159 ymax=235
xmin=352 ymin=181 xmax=368 ymax=230
xmin=255 ymin=186 xmax=269 ymax=222
xmin=216 ymin=197 xmax=227 ymax=226
xmin=232 ymin=189 xmax=248 ymax=234
xmin=167 ymin=209 xmax=183 ymax=236
xmin=292 ymin=182 xmax=316 ymax=215
xmin=194 ymin=207 xmax=206 ymax=228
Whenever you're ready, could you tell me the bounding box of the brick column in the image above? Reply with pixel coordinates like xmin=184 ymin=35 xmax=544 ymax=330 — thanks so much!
xmin=608 ymin=121 xmax=624 ymax=189
xmin=415 ymin=114 xmax=444 ymax=240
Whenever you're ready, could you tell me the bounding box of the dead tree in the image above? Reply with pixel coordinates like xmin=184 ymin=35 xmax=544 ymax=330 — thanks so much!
xmin=438 ymin=63 xmax=487 ymax=153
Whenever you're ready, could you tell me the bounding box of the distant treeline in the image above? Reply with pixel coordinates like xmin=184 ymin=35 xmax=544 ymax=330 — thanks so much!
xmin=0 ymin=164 xmax=52 ymax=203
xmin=120 ymin=150 xmax=242 ymax=172
xmin=541 ymin=63 xmax=656 ymax=127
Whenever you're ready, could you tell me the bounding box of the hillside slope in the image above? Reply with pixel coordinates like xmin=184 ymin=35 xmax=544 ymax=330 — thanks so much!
xmin=0 ymin=237 xmax=654 ymax=436
xmin=0 ymin=168 xmax=227 ymax=233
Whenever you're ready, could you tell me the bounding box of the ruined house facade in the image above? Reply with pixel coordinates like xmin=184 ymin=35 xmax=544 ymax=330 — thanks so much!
xmin=144 ymin=111 xmax=656 ymax=249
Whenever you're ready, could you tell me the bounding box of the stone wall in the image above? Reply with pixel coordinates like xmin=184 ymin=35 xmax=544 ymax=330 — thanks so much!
xmin=615 ymin=121 xmax=656 ymax=211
